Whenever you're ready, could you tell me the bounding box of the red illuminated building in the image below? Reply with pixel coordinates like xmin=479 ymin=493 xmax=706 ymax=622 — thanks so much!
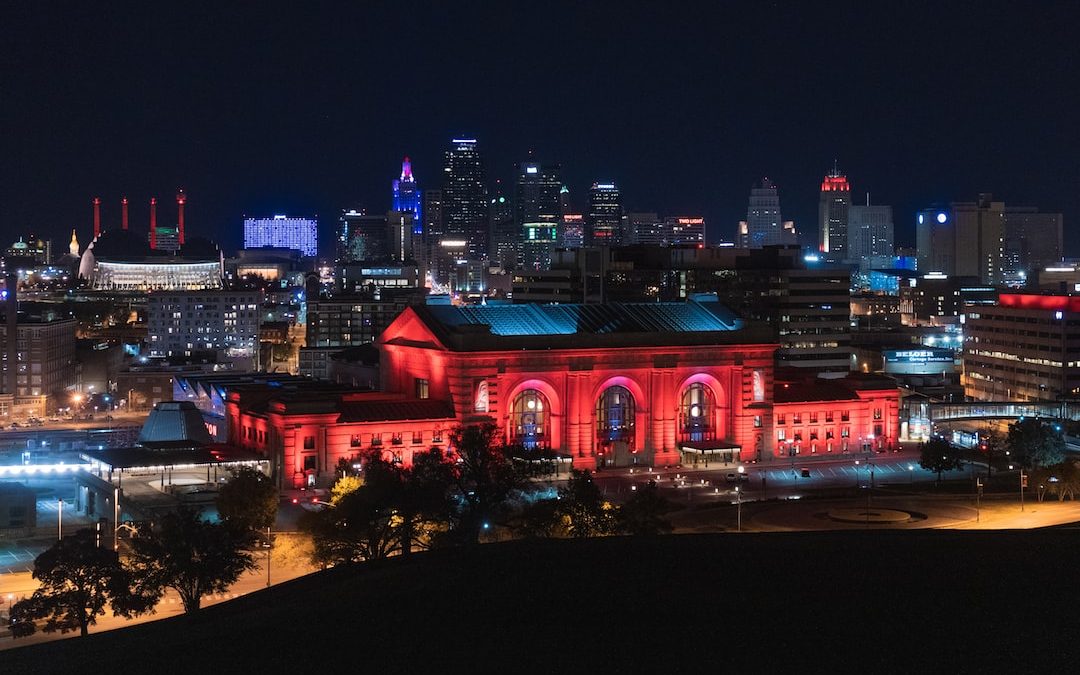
xmin=772 ymin=373 xmax=899 ymax=456
xmin=226 ymin=300 xmax=900 ymax=488
xmin=964 ymin=292 xmax=1080 ymax=401
xmin=819 ymin=164 xmax=851 ymax=257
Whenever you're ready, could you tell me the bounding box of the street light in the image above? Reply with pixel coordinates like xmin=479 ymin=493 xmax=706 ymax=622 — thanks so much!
xmin=113 ymin=486 xmax=120 ymax=551
xmin=265 ymin=526 xmax=272 ymax=588
xmin=57 ymin=498 xmax=63 ymax=540
xmin=908 ymin=464 xmax=914 ymax=484
xmin=735 ymin=485 xmax=742 ymax=533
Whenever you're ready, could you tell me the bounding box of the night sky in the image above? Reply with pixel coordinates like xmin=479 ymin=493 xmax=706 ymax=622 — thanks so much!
xmin=4 ymin=1 xmax=1080 ymax=255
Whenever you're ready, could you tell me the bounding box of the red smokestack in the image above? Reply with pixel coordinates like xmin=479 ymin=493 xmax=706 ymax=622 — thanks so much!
xmin=149 ymin=197 xmax=158 ymax=250
xmin=121 ymin=197 xmax=129 ymax=230
xmin=93 ymin=197 xmax=101 ymax=238
xmin=176 ymin=189 xmax=186 ymax=245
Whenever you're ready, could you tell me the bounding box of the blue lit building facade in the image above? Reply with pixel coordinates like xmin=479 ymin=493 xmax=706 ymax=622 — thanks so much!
xmin=243 ymin=215 xmax=318 ymax=257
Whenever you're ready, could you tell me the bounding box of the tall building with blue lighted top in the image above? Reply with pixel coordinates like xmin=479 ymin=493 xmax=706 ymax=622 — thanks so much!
xmin=391 ymin=156 xmax=422 ymax=234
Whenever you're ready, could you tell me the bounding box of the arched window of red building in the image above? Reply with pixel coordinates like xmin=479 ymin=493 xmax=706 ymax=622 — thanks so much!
xmin=510 ymin=389 xmax=547 ymax=449
xmin=596 ymin=385 xmax=635 ymax=444
xmin=679 ymin=382 xmax=716 ymax=442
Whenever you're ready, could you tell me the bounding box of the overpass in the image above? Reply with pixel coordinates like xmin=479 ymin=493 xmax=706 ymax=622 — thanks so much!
xmin=928 ymin=401 xmax=1080 ymax=424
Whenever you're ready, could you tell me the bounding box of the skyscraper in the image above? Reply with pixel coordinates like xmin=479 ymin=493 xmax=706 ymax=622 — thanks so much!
xmin=738 ymin=178 xmax=797 ymax=248
xmin=848 ymin=201 xmax=894 ymax=262
xmin=666 ymin=216 xmax=706 ymax=246
xmin=588 ymin=182 xmax=622 ymax=246
xmin=423 ymin=189 xmax=443 ymax=243
xmin=391 ymin=156 xmax=422 ymax=233
xmin=489 ymin=180 xmax=516 ymax=270
xmin=243 ymin=215 xmax=318 ymax=257
xmin=338 ymin=209 xmax=389 ymax=262
xmin=625 ymin=212 xmax=662 ymax=246
xmin=516 ymin=162 xmax=562 ymax=271
xmin=848 ymin=199 xmax=894 ymax=289
xmin=915 ymin=194 xmax=1044 ymax=285
xmin=818 ymin=165 xmax=851 ymax=260
xmin=1001 ymin=207 xmax=1063 ymax=284
xmin=559 ymin=186 xmax=584 ymax=249
xmin=442 ymin=138 xmax=489 ymax=259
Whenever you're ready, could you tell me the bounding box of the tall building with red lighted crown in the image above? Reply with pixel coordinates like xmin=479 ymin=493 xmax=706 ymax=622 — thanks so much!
xmin=819 ymin=163 xmax=851 ymax=260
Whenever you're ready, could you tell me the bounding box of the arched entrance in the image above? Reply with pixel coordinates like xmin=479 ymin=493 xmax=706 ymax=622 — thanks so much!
xmin=596 ymin=385 xmax=635 ymax=467
xmin=510 ymin=388 xmax=549 ymax=449
xmin=679 ymin=382 xmax=716 ymax=442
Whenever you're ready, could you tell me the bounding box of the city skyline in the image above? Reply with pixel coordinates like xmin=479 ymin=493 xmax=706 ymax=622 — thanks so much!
xmin=4 ymin=3 xmax=1080 ymax=254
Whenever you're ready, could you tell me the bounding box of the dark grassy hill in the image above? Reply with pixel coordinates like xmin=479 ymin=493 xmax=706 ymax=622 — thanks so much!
xmin=7 ymin=531 xmax=1080 ymax=673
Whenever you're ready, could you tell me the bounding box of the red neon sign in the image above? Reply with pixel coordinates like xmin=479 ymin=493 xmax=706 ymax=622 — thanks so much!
xmin=998 ymin=294 xmax=1080 ymax=312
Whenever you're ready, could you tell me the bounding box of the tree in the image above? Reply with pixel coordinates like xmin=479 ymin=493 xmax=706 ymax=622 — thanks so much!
xmin=617 ymin=480 xmax=674 ymax=535
xmin=270 ymin=532 xmax=316 ymax=571
xmin=302 ymin=449 xmax=451 ymax=565
xmin=216 ymin=466 xmax=278 ymax=533
xmin=330 ymin=474 xmax=364 ymax=505
xmin=919 ymin=436 xmax=964 ymax=483
xmin=302 ymin=481 xmax=399 ymax=566
xmin=556 ymin=469 xmax=616 ymax=538
xmin=446 ymin=423 xmax=540 ymax=544
xmin=393 ymin=448 xmax=453 ymax=556
xmin=979 ymin=429 xmax=1004 ymax=480
xmin=1041 ymin=460 xmax=1080 ymax=501
xmin=126 ymin=508 xmax=256 ymax=613
xmin=335 ymin=456 xmax=360 ymax=479
xmin=516 ymin=499 xmax=561 ymax=538
xmin=1007 ymin=418 xmax=1066 ymax=469
xmin=11 ymin=529 xmax=151 ymax=638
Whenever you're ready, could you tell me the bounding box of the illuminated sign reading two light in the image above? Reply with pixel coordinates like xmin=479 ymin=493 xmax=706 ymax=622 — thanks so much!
xmin=677 ymin=218 xmax=704 ymax=224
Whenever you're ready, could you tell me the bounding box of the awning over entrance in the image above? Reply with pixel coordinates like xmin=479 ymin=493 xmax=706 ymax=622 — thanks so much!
xmin=81 ymin=442 xmax=266 ymax=475
xmin=679 ymin=441 xmax=741 ymax=467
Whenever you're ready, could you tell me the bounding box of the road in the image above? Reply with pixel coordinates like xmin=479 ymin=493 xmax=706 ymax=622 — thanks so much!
xmin=0 ymin=548 xmax=315 ymax=651
xmin=589 ymin=449 xmax=973 ymax=504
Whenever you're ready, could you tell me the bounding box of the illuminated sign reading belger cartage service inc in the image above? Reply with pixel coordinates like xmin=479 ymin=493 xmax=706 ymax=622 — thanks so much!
xmin=884 ymin=348 xmax=957 ymax=375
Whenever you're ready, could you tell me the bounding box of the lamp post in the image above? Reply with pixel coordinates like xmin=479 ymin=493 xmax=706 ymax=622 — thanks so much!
xmin=57 ymin=498 xmax=63 ymax=540
xmin=908 ymin=464 xmax=914 ymax=484
xmin=265 ymin=524 xmax=272 ymax=587
xmin=113 ymin=486 xmax=120 ymax=551
xmin=735 ymin=486 xmax=742 ymax=533
xmin=976 ymin=478 xmax=983 ymax=522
